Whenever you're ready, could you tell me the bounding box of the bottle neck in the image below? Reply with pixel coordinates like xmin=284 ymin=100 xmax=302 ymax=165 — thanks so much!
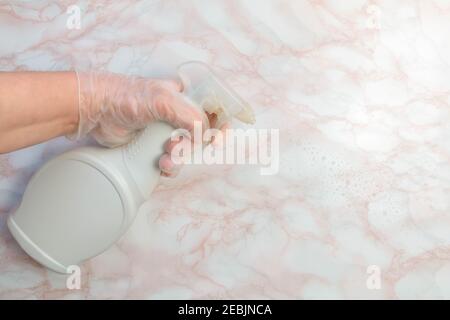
xmin=122 ymin=121 xmax=175 ymax=199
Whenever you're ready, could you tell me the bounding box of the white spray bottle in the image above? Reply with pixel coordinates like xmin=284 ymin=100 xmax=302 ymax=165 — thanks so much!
xmin=7 ymin=61 xmax=255 ymax=273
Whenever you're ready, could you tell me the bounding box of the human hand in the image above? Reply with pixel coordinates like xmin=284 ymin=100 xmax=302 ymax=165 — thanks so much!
xmin=69 ymin=71 xmax=213 ymax=177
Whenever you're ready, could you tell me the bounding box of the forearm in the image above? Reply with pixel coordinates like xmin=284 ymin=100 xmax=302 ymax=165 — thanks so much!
xmin=0 ymin=71 xmax=79 ymax=154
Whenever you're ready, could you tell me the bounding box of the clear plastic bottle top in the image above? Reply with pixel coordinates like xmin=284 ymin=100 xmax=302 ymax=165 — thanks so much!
xmin=177 ymin=61 xmax=255 ymax=129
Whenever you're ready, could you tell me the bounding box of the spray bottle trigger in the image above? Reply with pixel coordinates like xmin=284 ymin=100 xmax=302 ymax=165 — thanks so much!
xmin=177 ymin=61 xmax=255 ymax=129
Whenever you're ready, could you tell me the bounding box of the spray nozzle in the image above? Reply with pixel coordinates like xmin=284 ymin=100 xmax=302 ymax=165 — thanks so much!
xmin=178 ymin=61 xmax=255 ymax=129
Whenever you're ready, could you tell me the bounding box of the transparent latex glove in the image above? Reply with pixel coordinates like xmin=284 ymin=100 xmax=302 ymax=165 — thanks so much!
xmin=160 ymin=112 xmax=230 ymax=177
xmin=69 ymin=71 xmax=212 ymax=177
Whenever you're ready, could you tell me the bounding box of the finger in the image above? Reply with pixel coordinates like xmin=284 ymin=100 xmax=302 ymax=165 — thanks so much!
xmin=164 ymin=135 xmax=192 ymax=154
xmin=164 ymin=112 xmax=229 ymax=150
xmin=206 ymin=112 xmax=218 ymax=128
xmin=152 ymin=90 xmax=210 ymax=137
xmin=159 ymin=153 xmax=182 ymax=177
xmin=162 ymin=134 xmax=193 ymax=178
xmin=211 ymin=121 xmax=231 ymax=148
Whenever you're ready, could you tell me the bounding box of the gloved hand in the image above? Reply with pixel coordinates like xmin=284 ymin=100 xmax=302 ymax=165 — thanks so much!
xmin=68 ymin=71 xmax=210 ymax=177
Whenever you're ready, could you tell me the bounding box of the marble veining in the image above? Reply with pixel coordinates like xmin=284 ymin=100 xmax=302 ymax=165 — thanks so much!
xmin=1 ymin=0 xmax=450 ymax=299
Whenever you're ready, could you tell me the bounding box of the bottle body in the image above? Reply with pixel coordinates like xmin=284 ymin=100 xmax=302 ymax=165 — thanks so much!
xmin=7 ymin=121 xmax=173 ymax=273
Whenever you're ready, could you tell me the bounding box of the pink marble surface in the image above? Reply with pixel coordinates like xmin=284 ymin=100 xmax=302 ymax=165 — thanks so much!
xmin=1 ymin=0 xmax=450 ymax=299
